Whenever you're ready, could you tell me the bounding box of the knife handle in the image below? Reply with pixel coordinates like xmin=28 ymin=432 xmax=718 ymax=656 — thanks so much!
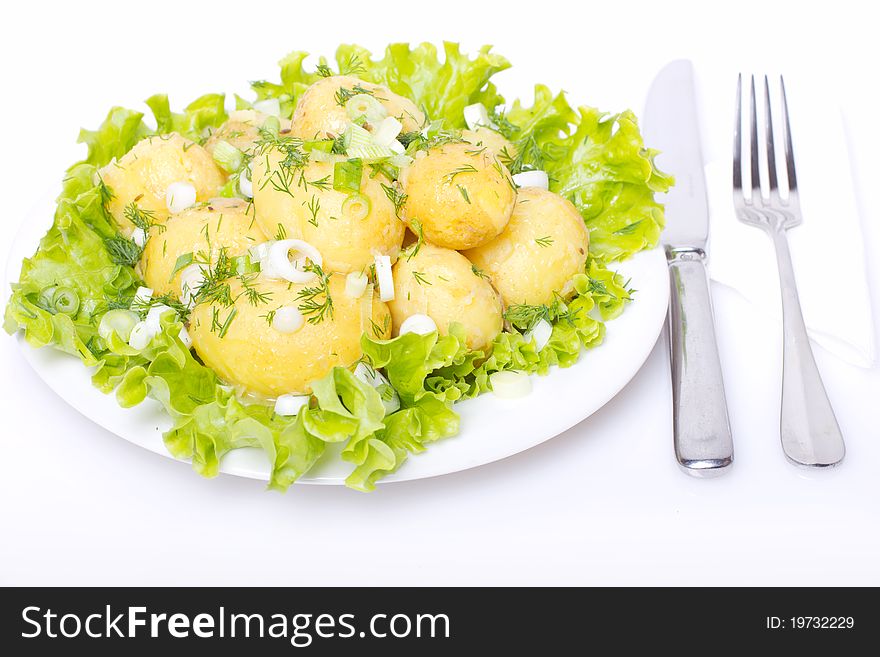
xmin=666 ymin=248 xmax=734 ymax=476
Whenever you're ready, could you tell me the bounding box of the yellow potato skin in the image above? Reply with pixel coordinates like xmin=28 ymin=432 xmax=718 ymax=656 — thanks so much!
xmin=400 ymin=142 xmax=516 ymax=250
xmin=99 ymin=133 xmax=226 ymax=234
xmin=461 ymin=127 xmax=516 ymax=161
xmin=389 ymin=243 xmax=503 ymax=351
xmin=464 ymin=187 xmax=589 ymax=306
xmin=252 ymin=157 xmax=405 ymax=273
xmin=204 ymin=110 xmax=269 ymax=155
xmin=190 ymin=275 xmax=391 ymax=397
xmin=290 ymin=75 xmax=425 ymax=139
xmin=140 ymin=199 xmax=266 ymax=298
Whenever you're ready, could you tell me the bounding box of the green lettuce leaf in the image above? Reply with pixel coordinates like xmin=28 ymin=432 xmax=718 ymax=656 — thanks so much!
xmin=6 ymin=42 xmax=669 ymax=494
xmin=335 ymin=42 xmax=510 ymax=127
xmin=346 ymin=328 xmax=471 ymax=491
xmin=249 ymin=51 xmax=324 ymax=118
xmin=145 ymin=93 xmax=228 ymax=143
xmin=77 ymin=107 xmax=150 ymax=168
xmin=498 ymin=87 xmax=673 ymax=261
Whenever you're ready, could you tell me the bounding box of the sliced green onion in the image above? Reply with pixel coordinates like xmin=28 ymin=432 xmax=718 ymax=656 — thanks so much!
xmin=345 ymin=94 xmax=387 ymax=123
xmin=344 ymin=123 xmax=373 ymax=150
xmin=218 ymin=177 xmax=239 ymax=198
xmin=344 ymin=271 xmax=369 ymax=298
xmin=232 ymin=254 xmax=260 ymax=275
xmin=346 ymin=145 xmax=396 ymax=161
xmin=490 ymin=371 xmax=532 ymax=399
xmin=309 ymin=150 xmax=345 ymax=164
xmin=333 ymin=159 xmax=363 ymax=194
xmin=37 ymin=286 xmax=57 ymax=311
xmin=212 ymin=140 xmax=244 ymax=173
xmin=389 ymin=154 xmax=414 ymax=168
xmin=261 ymin=115 xmax=281 ymax=135
xmin=371 ymin=116 xmax=403 ymax=146
xmin=342 ymin=193 xmax=372 ymax=220
xmin=303 ymin=139 xmax=334 ymax=153
xmin=52 ymin=287 xmax=80 ymax=315
xmin=98 ymin=309 xmax=139 ymax=341
xmin=169 ymin=252 xmax=194 ymax=281
xmin=253 ymin=98 xmax=281 ymax=117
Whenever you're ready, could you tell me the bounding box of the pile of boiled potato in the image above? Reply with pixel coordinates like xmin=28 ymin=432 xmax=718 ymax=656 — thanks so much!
xmin=99 ymin=75 xmax=589 ymax=401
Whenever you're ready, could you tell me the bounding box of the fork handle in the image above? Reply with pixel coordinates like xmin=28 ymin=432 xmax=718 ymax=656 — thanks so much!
xmin=667 ymin=248 xmax=734 ymax=476
xmin=769 ymin=225 xmax=845 ymax=466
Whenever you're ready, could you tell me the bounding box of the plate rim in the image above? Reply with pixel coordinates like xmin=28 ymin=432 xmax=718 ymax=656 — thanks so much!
xmin=8 ymin=189 xmax=670 ymax=487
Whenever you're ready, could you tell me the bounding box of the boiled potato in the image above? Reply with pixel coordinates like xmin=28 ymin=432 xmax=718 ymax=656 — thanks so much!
xmin=289 ymin=75 xmax=425 ymax=139
xmin=251 ymin=157 xmax=405 ymax=273
xmin=464 ymin=187 xmax=589 ymax=306
xmin=204 ymin=110 xmax=293 ymax=156
xmin=99 ymin=133 xmax=225 ymax=234
xmin=400 ymin=142 xmax=516 ymax=250
xmin=389 ymin=243 xmax=503 ymax=350
xmin=189 ymin=275 xmax=391 ymax=396
xmin=140 ymin=198 xmax=266 ymax=298
xmin=204 ymin=110 xmax=266 ymax=155
xmin=462 ymin=127 xmax=516 ymax=161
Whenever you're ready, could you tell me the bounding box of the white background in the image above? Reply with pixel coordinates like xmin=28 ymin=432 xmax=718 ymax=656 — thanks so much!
xmin=1 ymin=0 xmax=878 ymax=585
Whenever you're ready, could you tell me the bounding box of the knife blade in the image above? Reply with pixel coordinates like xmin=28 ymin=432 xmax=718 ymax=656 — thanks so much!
xmin=642 ymin=60 xmax=734 ymax=476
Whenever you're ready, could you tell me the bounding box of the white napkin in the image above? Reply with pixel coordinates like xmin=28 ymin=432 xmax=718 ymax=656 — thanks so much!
xmin=692 ymin=71 xmax=876 ymax=368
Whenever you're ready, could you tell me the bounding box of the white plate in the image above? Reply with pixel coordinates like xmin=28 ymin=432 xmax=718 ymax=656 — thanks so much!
xmin=6 ymin=191 xmax=669 ymax=485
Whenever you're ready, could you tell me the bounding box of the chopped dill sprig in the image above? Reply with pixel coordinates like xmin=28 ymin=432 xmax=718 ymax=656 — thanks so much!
xmin=535 ymin=235 xmax=554 ymax=248
xmin=339 ymin=54 xmax=367 ymax=76
xmin=194 ymin=248 xmax=236 ymax=307
xmin=381 ymin=183 xmax=407 ymax=218
xmin=464 ymin=146 xmax=487 ymax=156
xmin=334 ymin=84 xmax=376 ymax=107
xmin=499 ymin=134 xmax=553 ymax=176
xmin=457 ymin=184 xmax=471 ymax=204
xmin=237 ymin=273 xmax=272 ymax=306
xmin=406 ymin=218 xmax=424 ymax=260
xmin=331 ymin=133 xmax=348 ymax=154
xmin=412 ymin=271 xmax=431 ymax=286
xmin=488 ymin=109 xmax=519 ymax=139
xmin=104 ymin=236 xmax=142 ymax=267
xmin=129 ymin=292 xmax=190 ymax=322
xmin=471 ymin=264 xmax=489 ymax=280
xmin=369 ymin=313 xmax=391 ymax=338
xmin=306 ymin=195 xmax=321 ymax=227
xmin=211 ymin=306 xmax=238 ymax=337
xmin=504 ymin=304 xmax=550 ymax=331
xmin=296 ymin=263 xmax=334 ymax=324
xmin=444 ymin=164 xmax=478 ymax=183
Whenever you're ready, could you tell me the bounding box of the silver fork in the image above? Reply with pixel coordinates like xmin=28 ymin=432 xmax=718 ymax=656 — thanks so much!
xmin=733 ymin=75 xmax=845 ymax=467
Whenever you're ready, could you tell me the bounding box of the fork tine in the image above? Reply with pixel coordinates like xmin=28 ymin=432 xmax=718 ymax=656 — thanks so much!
xmin=780 ymin=75 xmax=798 ymax=194
xmin=733 ymin=74 xmax=743 ymax=193
xmin=749 ymin=75 xmax=761 ymax=197
xmin=763 ymin=76 xmax=778 ymax=193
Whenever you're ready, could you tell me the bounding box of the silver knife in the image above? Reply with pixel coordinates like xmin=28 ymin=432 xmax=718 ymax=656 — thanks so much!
xmin=642 ymin=60 xmax=734 ymax=476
